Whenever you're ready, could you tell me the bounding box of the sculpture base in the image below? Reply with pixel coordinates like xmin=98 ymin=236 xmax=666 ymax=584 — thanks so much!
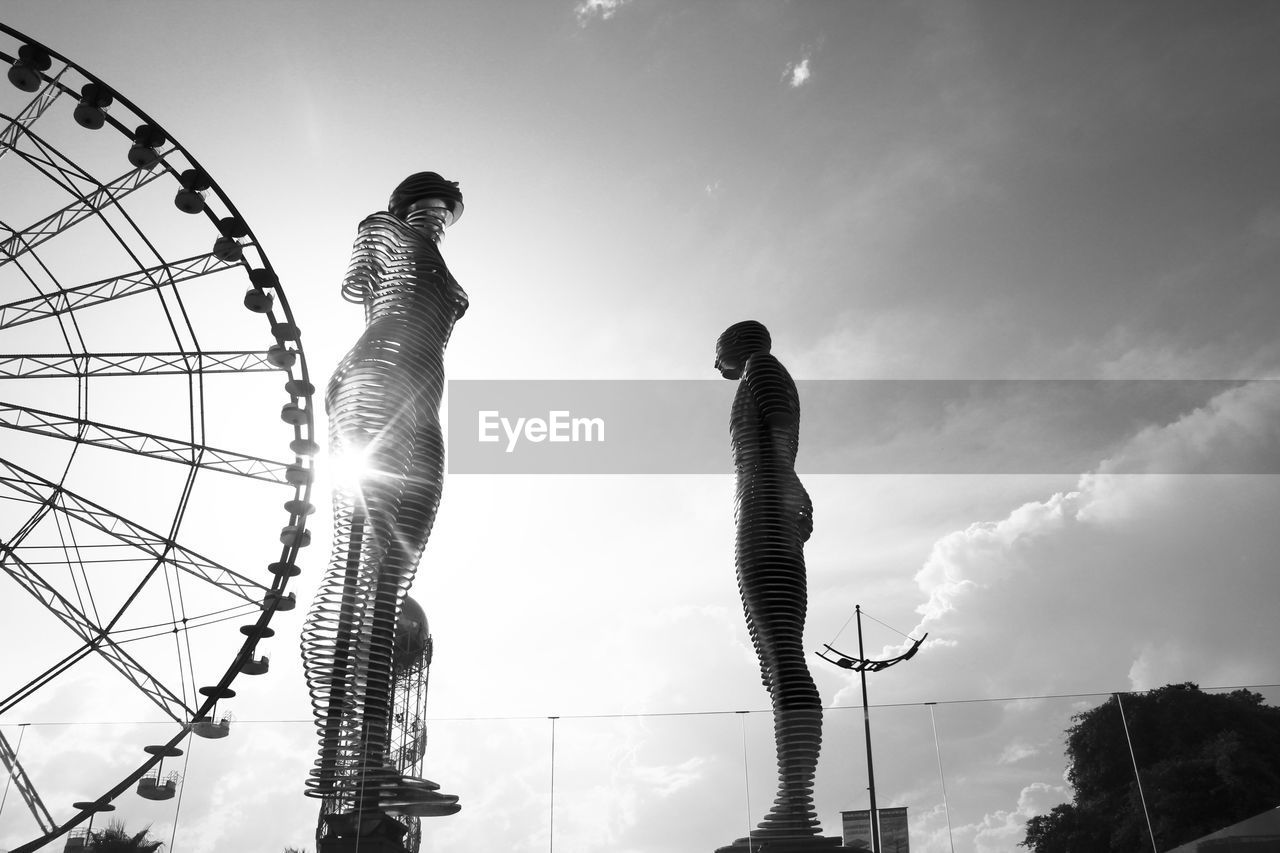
xmin=319 ymin=838 xmax=408 ymax=853
xmin=383 ymin=775 xmax=461 ymax=817
xmin=715 ymin=835 xmax=843 ymax=853
xmin=319 ymin=810 xmax=408 ymax=853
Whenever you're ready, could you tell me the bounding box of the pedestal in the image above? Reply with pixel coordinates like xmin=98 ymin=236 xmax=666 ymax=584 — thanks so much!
xmin=319 ymin=837 xmax=408 ymax=853
xmin=318 ymin=810 xmax=409 ymax=853
xmin=715 ymin=835 xmax=844 ymax=853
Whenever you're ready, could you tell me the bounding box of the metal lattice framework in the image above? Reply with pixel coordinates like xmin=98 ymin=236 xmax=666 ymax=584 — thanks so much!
xmin=314 ymin=595 xmax=440 ymax=853
xmin=0 ymin=730 xmax=53 ymax=836
xmin=302 ymin=173 xmax=465 ymax=849
xmin=714 ymin=321 xmax=841 ymax=852
xmin=0 ymin=22 xmax=316 ymax=851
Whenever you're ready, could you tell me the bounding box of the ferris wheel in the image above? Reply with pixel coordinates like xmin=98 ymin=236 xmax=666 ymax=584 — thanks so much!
xmin=0 ymin=22 xmax=317 ymax=851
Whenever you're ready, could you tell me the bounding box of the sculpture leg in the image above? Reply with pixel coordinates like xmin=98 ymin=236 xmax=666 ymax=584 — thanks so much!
xmin=735 ymin=515 xmax=823 ymax=841
xmin=302 ymin=398 xmax=383 ymax=801
xmin=305 ymin=484 xmax=366 ymax=794
xmin=303 ymin=364 xmax=417 ymax=805
xmin=358 ymin=415 xmax=445 ymax=801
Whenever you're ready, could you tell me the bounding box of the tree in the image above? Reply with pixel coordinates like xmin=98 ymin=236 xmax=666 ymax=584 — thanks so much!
xmin=1022 ymin=683 xmax=1280 ymax=852
xmin=85 ymin=821 xmax=163 ymax=852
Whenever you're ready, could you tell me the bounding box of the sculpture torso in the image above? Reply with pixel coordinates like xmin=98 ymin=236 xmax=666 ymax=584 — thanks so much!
xmin=330 ymin=212 xmax=468 ymax=417
xmin=730 ymin=352 xmax=812 ymax=542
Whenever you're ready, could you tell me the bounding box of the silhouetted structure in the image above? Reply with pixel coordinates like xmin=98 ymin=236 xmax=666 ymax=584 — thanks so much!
xmin=714 ymin=321 xmax=840 ymax=852
xmin=841 ymin=808 xmax=909 ymax=852
xmin=1164 ymin=805 xmax=1280 ymax=852
xmin=301 ymin=173 xmax=465 ymax=851
xmin=818 ymin=607 xmax=925 ymax=853
xmin=385 ymin=597 xmax=444 ymax=853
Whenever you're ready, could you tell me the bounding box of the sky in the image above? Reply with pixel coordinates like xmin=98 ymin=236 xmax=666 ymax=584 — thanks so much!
xmin=2 ymin=2 xmax=1280 ymax=852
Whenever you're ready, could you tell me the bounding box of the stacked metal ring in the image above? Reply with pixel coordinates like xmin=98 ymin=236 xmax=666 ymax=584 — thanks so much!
xmin=301 ymin=175 xmax=466 ymax=821
xmin=719 ymin=321 xmax=831 ymax=848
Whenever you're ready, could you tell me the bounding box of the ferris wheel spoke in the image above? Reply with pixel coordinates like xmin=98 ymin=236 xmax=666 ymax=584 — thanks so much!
xmin=0 ymin=158 xmax=170 ymax=266
xmin=0 ymin=67 xmax=69 ymax=166
xmin=0 ymin=457 xmax=270 ymax=605
xmin=0 ymin=730 xmax=57 ymax=834
xmin=0 ymin=350 xmax=278 ymax=378
xmin=0 ymin=250 xmax=233 ymax=331
xmin=0 ymin=636 xmax=93 ymax=715
xmin=0 ymin=401 xmax=291 ymax=484
xmin=0 ymin=545 xmax=194 ymax=724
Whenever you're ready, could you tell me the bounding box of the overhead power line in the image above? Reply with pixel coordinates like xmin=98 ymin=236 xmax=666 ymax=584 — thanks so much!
xmin=5 ymin=682 xmax=1277 ymax=727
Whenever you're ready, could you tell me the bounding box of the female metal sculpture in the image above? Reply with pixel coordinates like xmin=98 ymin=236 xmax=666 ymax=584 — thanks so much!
xmin=715 ymin=321 xmax=838 ymax=851
xmin=302 ymin=172 xmax=465 ymax=825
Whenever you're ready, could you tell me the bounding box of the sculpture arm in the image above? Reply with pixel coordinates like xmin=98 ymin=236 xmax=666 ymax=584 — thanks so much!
xmin=339 ymin=217 xmax=384 ymax=305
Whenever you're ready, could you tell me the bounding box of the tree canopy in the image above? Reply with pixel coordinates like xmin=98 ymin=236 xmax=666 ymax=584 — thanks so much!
xmin=85 ymin=821 xmax=163 ymax=852
xmin=1022 ymin=683 xmax=1280 ymax=852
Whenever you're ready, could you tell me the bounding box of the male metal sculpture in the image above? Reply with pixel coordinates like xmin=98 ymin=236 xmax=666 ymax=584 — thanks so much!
xmin=715 ymin=321 xmax=839 ymax=852
xmin=302 ymin=172 xmax=465 ymax=850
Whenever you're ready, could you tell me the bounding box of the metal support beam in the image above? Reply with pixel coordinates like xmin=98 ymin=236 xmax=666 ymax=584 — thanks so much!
xmin=0 ymin=251 xmax=232 ymax=331
xmin=0 ymin=401 xmax=289 ymax=484
xmin=0 ymin=457 xmax=268 ymax=604
xmin=0 ymin=157 xmax=168 ymax=265
xmin=0 ymin=350 xmax=277 ymax=378
xmin=0 ymin=545 xmax=192 ymax=723
xmin=0 ymin=729 xmax=56 ymax=835
xmin=0 ymin=67 xmax=68 ymax=165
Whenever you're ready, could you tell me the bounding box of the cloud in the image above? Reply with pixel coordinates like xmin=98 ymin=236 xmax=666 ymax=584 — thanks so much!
xmin=633 ymin=755 xmax=706 ymax=797
xmin=575 ymin=0 xmax=631 ymax=25
xmin=806 ymin=379 xmax=1280 ymax=853
xmin=903 ymin=379 xmax=1280 ymax=702
xmin=1091 ymin=380 xmax=1280 ymax=477
xmin=998 ymin=740 xmax=1041 ymax=764
xmin=904 ymin=783 xmax=1071 ymax=853
xmin=957 ymin=782 xmax=1068 ymax=853
xmin=1127 ymin=641 xmax=1189 ymax=691
xmin=784 ymin=55 xmax=812 ymax=88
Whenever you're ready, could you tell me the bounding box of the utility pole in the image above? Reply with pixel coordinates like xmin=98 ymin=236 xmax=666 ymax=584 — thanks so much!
xmin=857 ymin=607 xmax=881 ymax=851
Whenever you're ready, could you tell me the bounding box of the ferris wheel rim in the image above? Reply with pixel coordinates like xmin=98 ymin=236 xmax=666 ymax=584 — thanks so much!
xmin=0 ymin=21 xmax=317 ymax=852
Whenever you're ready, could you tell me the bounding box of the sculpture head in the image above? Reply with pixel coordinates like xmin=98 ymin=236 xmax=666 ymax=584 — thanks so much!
xmin=715 ymin=320 xmax=771 ymax=380
xmin=388 ymin=171 xmax=464 ymax=227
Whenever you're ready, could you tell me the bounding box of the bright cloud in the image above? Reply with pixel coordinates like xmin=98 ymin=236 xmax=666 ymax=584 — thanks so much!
xmin=808 ymin=379 xmax=1280 ymax=851
xmin=960 ymin=782 xmax=1067 ymax=853
xmin=785 ymin=55 xmax=812 ymax=88
xmin=907 ymin=379 xmax=1280 ymax=698
xmin=575 ymin=0 xmax=631 ymax=26
xmin=997 ymin=740 xmax=1041 ymax=764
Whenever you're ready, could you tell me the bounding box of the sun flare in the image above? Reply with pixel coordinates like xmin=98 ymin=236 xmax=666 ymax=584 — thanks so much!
xmin=327 ymin=446 xmax=374 ymax=490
